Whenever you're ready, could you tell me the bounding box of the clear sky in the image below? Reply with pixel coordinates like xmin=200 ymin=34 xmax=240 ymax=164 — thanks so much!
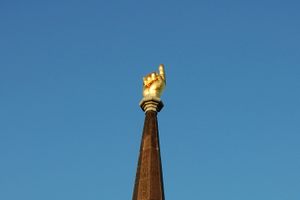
xmin=0 ymin=0 xmax=299 ymax=199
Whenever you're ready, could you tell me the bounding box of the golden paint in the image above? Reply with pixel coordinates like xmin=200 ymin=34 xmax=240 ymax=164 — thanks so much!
xmin=142 ymin=64 xmax=166 ymax=98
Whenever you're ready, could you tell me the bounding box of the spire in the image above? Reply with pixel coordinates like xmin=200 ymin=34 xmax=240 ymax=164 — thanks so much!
xmin=132 ymin=97 xmax=165 ymax=200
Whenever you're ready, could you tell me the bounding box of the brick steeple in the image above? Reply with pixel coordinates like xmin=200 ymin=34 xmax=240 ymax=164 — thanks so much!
xmin=132 ymin=97 xmax=165 ymax=200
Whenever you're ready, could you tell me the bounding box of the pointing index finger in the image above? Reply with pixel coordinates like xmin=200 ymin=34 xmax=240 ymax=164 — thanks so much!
xmin=158 ymin=64 xmax=166 ymax=80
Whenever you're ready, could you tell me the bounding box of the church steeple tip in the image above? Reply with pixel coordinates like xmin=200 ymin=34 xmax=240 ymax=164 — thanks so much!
xmin=132 ymin=65 xmax=167 ymax=200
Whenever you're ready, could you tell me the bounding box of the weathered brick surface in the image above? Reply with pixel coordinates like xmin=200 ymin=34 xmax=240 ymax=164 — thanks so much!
xmin=132 ymin=111 xmax=165 ymax=200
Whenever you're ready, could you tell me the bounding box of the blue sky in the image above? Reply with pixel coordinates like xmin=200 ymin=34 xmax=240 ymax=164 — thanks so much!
xmin=0 ymin=0 xmax=299 ymax=199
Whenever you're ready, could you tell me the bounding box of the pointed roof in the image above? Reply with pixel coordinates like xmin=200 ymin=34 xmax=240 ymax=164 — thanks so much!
xmin=132 ymin=99 xmax=165 ymax=200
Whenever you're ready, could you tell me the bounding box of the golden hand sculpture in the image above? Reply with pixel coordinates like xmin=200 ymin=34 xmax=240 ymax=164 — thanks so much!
xmin=143 ymin=64 xmax=166 ymax=98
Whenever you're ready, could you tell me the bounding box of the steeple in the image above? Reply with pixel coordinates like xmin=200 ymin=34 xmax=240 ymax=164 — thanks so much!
xmin=132 ymin=97 xmax=165 ymax=200
xmin=132 ymin=64 xmax=166 ymax=200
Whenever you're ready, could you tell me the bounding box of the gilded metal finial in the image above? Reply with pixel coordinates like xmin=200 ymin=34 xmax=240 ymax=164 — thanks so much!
xmin=142 ymin=64 xmax=166 ymax=98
